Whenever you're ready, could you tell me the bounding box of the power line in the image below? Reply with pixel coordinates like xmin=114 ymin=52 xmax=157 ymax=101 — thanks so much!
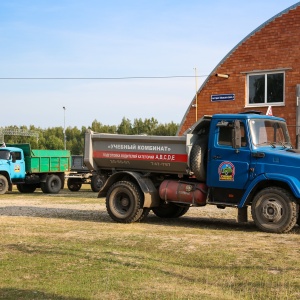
xmin=0 ymin=75 xmax=209 ymax=80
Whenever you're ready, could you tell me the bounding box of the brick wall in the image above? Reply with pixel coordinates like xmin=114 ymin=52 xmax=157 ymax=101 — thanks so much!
xmin=178 ymin=5 xmax=300 ymax=146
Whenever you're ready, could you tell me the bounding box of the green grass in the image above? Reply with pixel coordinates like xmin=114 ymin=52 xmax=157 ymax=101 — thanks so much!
xmin=0 ymin=189 xmax=299 ymax=299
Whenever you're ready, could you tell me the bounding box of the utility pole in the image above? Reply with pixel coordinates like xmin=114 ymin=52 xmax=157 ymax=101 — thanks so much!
xmin=63 ymin=106 xmax=66 ymax=150
xmin=194 ymin=67 xmax=198 ymax=121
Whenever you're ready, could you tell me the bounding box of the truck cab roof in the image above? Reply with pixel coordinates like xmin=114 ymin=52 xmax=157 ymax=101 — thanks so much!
xmin=185 ymin=113 xmax=286 ymax=135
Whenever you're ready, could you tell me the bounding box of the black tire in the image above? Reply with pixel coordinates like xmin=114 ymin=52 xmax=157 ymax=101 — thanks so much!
xmin=59 ymin=174 xmax=65 ymax=190
xmin=43 ymin=174 xmax=62 ymax=194
xmin=251 ymin=187 xmax=298 ymax=233
xmin=152 ymin=202 xmax=188 ymax=218
xmin=176 ymin=205 xmax=190 ymax=217
xmin=106 ymin=181 xmax=144 ymax=223
xmin=190 ymin=136 xmax=207 ymax=181
xmin=40 ymin=182 xmax=48 ymax=193
xmin=297 ymin=207 xmax=300 ymax=226
xmin=16 ymin=184 xmax=36 ymax=193
xmin=136 ymin=208 xmax=151 ymax=222
xmin=67 ymin=178 xmax=82 ymax=192
xmin=91 ymin=175 xmax=105 ymax=193
xmin=0 ymin=175 xmax=8 ymax=195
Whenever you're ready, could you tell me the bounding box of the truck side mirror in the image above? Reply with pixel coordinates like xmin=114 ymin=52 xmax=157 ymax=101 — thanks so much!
xmin=233 ymin=120 xmax=241 ymax=149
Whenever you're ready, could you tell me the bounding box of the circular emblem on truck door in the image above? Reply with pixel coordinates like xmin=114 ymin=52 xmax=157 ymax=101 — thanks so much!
xmin=218 ymin=161 xmax=235 ymax=181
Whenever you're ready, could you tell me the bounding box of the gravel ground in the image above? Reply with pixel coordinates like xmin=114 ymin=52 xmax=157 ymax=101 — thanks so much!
xmin=0 ymin=188 xmax=252 ymax=226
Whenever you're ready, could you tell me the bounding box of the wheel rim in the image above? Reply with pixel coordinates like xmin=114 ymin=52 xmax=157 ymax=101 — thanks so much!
xmin=51 ymin=179 xmax=59 ymax=188
xmin=95 ymin=178 xmax=103 ymax=189
xmin=0 ymin=176 xmax=8 ymax=194
xmin=0 ymin=180 xmax=4 ymax=191
xmin=262 ymin=200 xmax=282 ymax=222
xmin=254 ymin=194 xmax=289 ymax=229
xmin=113 ymin=192 xmax=132 ymax=216
xmin=109 ymin=188 xmax=135 ymax=219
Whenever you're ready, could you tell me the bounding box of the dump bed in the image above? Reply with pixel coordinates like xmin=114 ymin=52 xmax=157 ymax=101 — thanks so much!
xmin=84 ymin=130 xmax=193 ymax=175
xmin=7 ymin=143 xmax=70 ymax=173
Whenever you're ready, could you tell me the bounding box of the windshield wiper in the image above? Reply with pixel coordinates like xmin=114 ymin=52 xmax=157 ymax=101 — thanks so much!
xmin=256 ymin=141 xmax=276 ymax=148
xmin=276 ymin=141 xmax=292 ymax=148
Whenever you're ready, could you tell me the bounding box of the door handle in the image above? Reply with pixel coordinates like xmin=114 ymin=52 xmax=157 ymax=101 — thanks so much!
xmin=213 ymin=155 xmax=221 ymax=159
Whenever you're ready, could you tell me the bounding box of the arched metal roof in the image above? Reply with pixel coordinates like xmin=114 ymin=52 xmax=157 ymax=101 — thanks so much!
xmin=178 ymin=1 xmax=300 ymax=135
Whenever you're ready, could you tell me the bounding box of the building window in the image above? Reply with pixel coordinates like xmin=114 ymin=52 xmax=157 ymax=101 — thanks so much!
xmin=247 ymin=72 xmax=284 ymax=106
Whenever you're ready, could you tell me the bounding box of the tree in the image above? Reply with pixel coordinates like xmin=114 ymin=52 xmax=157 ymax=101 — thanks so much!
xmin=132 ymin=118 xmax=146 ymax=135
xmin=143 ymin=117 xmax=158 ymax=135
xmin=153 ymin=122 xmax=179 ymax=136
xmin=1 ymin=117 xmax=178 ymax=154
xmin=117 ymin=117 xmax=132 ymax=134
xmin=44 ymin=135 xmax=64 ymax=150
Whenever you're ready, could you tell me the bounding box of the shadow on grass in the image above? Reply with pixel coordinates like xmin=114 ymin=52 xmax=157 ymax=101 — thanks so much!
xmin=145 ymin=213 xmax=300 ymax=233
xmin=0 ymin=288 xmax=85 ymax=300
xmin=146 ymin=213 xmax=259 ymax=232
xmin=1 ymin=204 xmax=300 ymax=233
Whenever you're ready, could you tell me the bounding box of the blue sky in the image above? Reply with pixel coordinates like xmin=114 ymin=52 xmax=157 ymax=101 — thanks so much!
xmin=0 ymin=1 xmax=298 ymax=129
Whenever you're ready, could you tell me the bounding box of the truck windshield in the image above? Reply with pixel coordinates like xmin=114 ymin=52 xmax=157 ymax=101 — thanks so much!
xmin=0 ymin=150 xmax=10 ymax=160
xmin=249 ymin=119 xmax=291 ymax=148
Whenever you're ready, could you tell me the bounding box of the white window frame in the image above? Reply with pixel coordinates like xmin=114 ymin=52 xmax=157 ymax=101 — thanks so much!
xmin=246 ymin=71 xmax=285 ymax=107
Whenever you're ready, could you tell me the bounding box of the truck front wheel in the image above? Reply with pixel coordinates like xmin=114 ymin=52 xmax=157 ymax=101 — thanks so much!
xmin=17 ymin=184 xmax=37 ymax=193
xmin=106 ymin=181 xmax=144 ymax=223
xmin=251 ymin=187 xmax=298 ymax=233
xmin=0 ymin=175 xmax=8 ymax=194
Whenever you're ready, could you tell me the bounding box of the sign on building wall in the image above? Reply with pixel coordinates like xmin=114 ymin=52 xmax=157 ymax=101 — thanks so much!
xmin=211 ymin=94 xmax=235 ymax=102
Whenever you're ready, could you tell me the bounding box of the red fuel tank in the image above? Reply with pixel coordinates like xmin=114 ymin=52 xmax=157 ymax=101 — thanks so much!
xmin=159 ymin=180 xmax=208 ymax=205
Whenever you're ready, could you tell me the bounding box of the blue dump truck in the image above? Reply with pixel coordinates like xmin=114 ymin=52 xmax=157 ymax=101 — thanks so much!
xmin=0 ymin=143 xmax=70 ymax=194
xmin=84 ymin=112 xmax=300 ymax=233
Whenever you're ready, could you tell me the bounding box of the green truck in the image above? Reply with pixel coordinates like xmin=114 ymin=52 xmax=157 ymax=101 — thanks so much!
xmin=0 ymin=143 xmax=70 ymax=194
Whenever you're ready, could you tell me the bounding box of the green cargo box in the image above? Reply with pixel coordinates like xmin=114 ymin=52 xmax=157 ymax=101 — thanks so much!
xmin=7 ymin=143 xmax=70 ymax=173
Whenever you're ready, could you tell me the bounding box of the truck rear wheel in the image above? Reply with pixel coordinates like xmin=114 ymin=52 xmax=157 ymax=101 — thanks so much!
xmin=152 ymin=202 xmax=189 ymax=218
xmin=190 ymin=136 xmax=207 ymax=181
xmin=0 ymin=175 xmax=8 ymax=194
xmin=42 ymin=174 xmax=62 ymax=194
xmin=251 ymin=187 xmax=298 ymax=233
xmin=176 ymin=205 xmax=190 ymax=217
xmin=136 ymin=208 xmax=151 ymax=222
xmin=17 ymin=184 xmax=37 ymax=193
xmin=106 ymin=181 xmax=144 ymax=223
xmin=67 ymin=178 xmax=82 ymax=192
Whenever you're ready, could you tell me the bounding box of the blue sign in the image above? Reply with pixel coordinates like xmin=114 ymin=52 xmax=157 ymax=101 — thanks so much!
xmin=211 ymin=94 xmax=235 ymax=102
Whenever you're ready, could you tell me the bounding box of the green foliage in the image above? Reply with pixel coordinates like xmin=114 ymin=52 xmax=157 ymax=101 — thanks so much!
xmin=90 ymin=120 xmax=117 ymax=133
xmin=117 ymin=117 xmax=132 ymax=134
xmin=1 ymin=118 xmax=179 ymax=155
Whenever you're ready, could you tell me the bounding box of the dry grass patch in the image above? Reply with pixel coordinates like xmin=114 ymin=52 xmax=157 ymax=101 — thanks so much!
xmin=0 ymin=189 xmax=299 ymax=299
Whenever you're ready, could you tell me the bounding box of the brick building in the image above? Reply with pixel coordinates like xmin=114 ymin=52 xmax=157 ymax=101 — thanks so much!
xmin=178 ymin=2 xmax=300 ymax=148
